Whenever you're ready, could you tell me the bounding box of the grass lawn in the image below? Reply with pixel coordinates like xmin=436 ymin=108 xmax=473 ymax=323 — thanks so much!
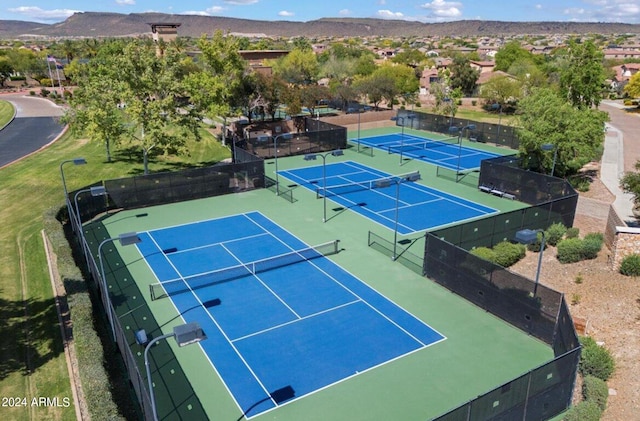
xmin=0 ymin=100 xmax=15 ymax=128
xmin=0 ymin=123 xmax=229 ymax=420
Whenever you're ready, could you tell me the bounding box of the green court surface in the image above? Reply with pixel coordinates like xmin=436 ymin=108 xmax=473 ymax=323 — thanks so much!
xmin=92 ymin=129 xmax=552 ymax=420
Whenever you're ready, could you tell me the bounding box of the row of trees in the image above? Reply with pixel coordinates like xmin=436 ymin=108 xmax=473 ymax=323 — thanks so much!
xmin=57 ymin=32 xmax=613 ymax=178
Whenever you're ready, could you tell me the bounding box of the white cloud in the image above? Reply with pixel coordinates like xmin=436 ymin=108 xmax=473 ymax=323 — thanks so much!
xmin=115 ymin=0 xmax=135 ymax=5
xmin=8 ymin=6 xmax=79 ymax=22
xmin=278 ymin=10 xmax=294 ymax=17
xmin=376 ymin=9 xmax=404 ymax=19
xmin=420 ymin=0 xmax=463 ymax=18
xmin=338 ymin=9 xmax=352 ymax=16
xmin=535 ymin=4 xmax=543 ymax=10
xmin=182 ymin=6 xmax=226 ymax=16
xmin=223 ymin=0 xmax=259 ymax=5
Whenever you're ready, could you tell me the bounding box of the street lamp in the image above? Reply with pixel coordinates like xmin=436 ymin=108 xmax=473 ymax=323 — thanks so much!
xmin=98 ymin=232 xmax=141 ymax=340
xmin=541 ymin=143 xmax=558 ymax=177
xmin=449 ymin=124 xmax=476 ymax=180
xmin=514 ymin=228 xmax=546 ymax=297
xmin=374 ymin=171 xmax=421 ymax=260
xmin=304 ymin=150 xmax=344 ymax=222
xmin=390 ymin=114 xmax=415 ymax=165
xmin=60 ymin=158 xmax=87 ymax=231
xmin=258 ymin=132 xmax=293 ymax=196
xmin=137 ymin=322 xmax=207 ymax=421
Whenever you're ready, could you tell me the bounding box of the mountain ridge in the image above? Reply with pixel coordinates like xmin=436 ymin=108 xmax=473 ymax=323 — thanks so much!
xmin=2 ymin=12 xmax=640 ymax=39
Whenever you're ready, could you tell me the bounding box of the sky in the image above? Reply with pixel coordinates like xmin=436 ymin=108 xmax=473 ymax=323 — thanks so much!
xmin=2 ymin=0 xmax=640 ymax=25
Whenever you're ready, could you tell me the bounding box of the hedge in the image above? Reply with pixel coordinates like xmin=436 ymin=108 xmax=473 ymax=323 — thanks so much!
xmin=579 ymin=336 xmax=615 ymax=381
xmin=43 ymin=207 xmax=128 ymax=420
xmin=582 ymin=375 xmax=609 ymax=411
xmin=619 ymin=253 xmax=640 ymax=276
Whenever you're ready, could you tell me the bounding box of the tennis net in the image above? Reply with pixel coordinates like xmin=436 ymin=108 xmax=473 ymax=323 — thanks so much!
xmin=315 ymin=172 xmax=419 ymax=198
xmin=149 ymin=239 xmax=340 ymax=300
xmin=386 ymin=137 xmax=458 ymax=154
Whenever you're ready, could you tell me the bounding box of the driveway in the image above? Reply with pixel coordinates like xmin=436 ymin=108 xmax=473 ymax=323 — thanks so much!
xmin=0 ymin=93 xmax=65 ymax=168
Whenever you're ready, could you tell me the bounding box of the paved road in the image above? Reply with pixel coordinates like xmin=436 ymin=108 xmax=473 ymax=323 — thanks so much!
xmin=0 ymin=93 xmax=65 ymax=168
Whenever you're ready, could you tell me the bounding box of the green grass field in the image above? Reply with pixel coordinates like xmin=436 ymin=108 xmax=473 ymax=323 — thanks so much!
xmin=0 ymin=100 xmax=15 ymax=128
xmin=0 ymin=100 xmax=229 ymax=421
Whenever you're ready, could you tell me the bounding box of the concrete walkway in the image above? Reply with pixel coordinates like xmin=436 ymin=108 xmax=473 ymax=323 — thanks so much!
xmin=600 ymin=101 xmax=639 ymax=227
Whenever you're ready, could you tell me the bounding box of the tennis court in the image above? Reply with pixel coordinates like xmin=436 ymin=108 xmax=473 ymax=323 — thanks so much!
xmin=279 ymin=161 xmax=496 ymax=233
xmin=356 ymin=133 xmax=501 ymax=170
xmin=137 ymin=211 xmax=445 ymax=418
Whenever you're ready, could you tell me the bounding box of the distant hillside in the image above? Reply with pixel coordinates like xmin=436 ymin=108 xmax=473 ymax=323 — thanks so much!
xmin=2 ymin=12 xmax=640 ymax=39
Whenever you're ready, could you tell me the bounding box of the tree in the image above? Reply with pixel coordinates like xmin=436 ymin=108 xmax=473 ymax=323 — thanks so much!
xmin=624 ymin=71 xmax=640 ymax=99
xmin=448 ymin=55 xmax=480 ymax=96
xmin=0 ymin=57 xmax=14 ymax=87
xmin=353 ymin=74 xmax=395 ymax=110
xmin=371 ymin=62 xmax=419 ymax=108
xmin=184 ymin=32 xmax=247 ymax=138
xmin=62 ymin=57 xmax=127 ymax=162
xmin=272 ymin=48 xmax=319 ymax=85
xmin=621 ymin=160 xmax=640 ymax=210
xmin=558 ymin=39 xmax=606 ymax=109
xmin=479 ymin=74 xmax=522 ymax=106
xmin=122 ymin=41 xmax=201 ymax=173
xmin=516 ymin=87 xmax=608 ymax=177
xmin=494 ymin=41 xmax=537 ymax=73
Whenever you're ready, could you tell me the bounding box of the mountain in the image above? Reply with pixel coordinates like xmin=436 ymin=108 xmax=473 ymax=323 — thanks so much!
xmin=2 ymin=12 xmax=640 ymax=39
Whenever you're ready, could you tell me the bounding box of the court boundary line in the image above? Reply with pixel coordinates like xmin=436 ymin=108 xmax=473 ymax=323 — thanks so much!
xmin=137 ymin=211 xmax=447 ymax=419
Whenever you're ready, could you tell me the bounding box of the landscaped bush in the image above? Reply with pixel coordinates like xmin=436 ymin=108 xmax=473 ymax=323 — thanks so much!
xmin=566 ymin=227 xmax=580 ymax=239
xmin=493 ymin=241 xmax=526 ymax=267
xmin=619 ymin=253 xmax=640 ymax=276
xmin=40 ymin=87 xmax=51 ymax=97
xmin=581 ymin=233 xmax=604 ymax=260
xmin=470 ymin=246 xmax=496 ymax=263
xmin=579 ymin=336 xmax=615 ymax=381
xmin=562 ymin=400 xmax=602 ymax=421
xmin=546 ymin=222 xmax=567 ymax=246
xmin=557 ymin=237 xmax=584 ymax=263
xmin=582 ymin=375 xmax=609 ymax=411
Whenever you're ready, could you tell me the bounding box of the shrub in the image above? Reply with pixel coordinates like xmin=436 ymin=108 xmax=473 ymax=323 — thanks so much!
xmin=493 ymin=241 xmax=526 ymax=267
xmin=579 ymin=336 xmax=615 ymax=381
xmin=582 ymin=375 xmax=609 ymax=411
xmin=546 ymin=222 xmax=567 ymax=246
xmin=470 ymin=246 xmax=496 ymax=263
xmin=40 ymin=87 xmax=50 ymax=97
xmin=566 ymin=227 xmax=580 ymax=239
xmin=557 ymin=237 xmax=584 ymax=263
xmin=581 ymin=233 xmax=603 ymax=260
xmin=562 ymin=400 xmax=602 ymax=421
xmin=619 ymin=253 xmax=640 ymax=276
xmin=526 ymin=231 xmax=546 ymax=253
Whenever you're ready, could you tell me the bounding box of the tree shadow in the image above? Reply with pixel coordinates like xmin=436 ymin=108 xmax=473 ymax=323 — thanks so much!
xmin=0 ymin=293 xmax=64 ymax=380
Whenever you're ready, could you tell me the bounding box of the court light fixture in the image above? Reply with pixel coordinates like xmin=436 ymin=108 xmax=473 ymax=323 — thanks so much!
xmin=303 ymin=150 xmax=344 ymax=222
xmin=374 ymin=171 xmax=421 ymax=260
xmin=139 ymin=322 xmax=207 ymax=421
xmin=514 ymin=228 xmax=546 ymax=297
xmin=541 ymin=143 xmax=558 ymax=177
xmin=98 ymin=232 xmax=142 ymax=341
xmin=259 ymin=132 xmax=293 ymax=196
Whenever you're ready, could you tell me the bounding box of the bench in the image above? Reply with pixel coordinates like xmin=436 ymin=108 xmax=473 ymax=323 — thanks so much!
xmin=503 ymin=193 xmax=516 ymax=200
xmin=479 ymin=185 xmax=492 ymax=193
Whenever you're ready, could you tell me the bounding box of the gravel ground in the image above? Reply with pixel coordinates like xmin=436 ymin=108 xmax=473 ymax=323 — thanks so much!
xmin=511 ymin=176 xmax=640 ymax=421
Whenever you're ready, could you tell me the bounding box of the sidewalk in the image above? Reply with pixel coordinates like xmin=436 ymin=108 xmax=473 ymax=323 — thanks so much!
xmin=600 ymin=100 xmax=638 ymax=227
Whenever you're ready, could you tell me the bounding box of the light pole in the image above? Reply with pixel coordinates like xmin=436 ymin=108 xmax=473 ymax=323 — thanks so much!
xmin=514 ymin=228 xmax=546 ymax=297
xmin=258 ymin=132 xmax=293 ymax=196
xmin=390 ymin=114 xmax=415 ymax=165
xmin=541 ymin=143 xmax=558 ymax=177
xmin=491 ymin=103 xmax=503 ymax=139
xmin=60 ymin=158 xmax=87 ymax=230
xmin=98 ymin=232 xmax=141 ymax=341
xmin=304 ymin=150 xmax=344 ymax=222
xmin=137 ymin=322 xmax=207 ymax=421
xmin=374 ymin=171 xmax=421 ymax=260
xmin=74 ymin=185 xmax=108 ymax=269
xmin=450 ymin=124 xmax=476 ymax=180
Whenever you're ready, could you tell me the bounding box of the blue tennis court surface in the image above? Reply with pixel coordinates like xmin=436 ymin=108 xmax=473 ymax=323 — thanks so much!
xmin=356 ymin=133 xmax=501 ymax=170
xmin=280 ymin=161 xmax=497 ymax=233
xmin=137 ymin=212 xmax=445 ymax=418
